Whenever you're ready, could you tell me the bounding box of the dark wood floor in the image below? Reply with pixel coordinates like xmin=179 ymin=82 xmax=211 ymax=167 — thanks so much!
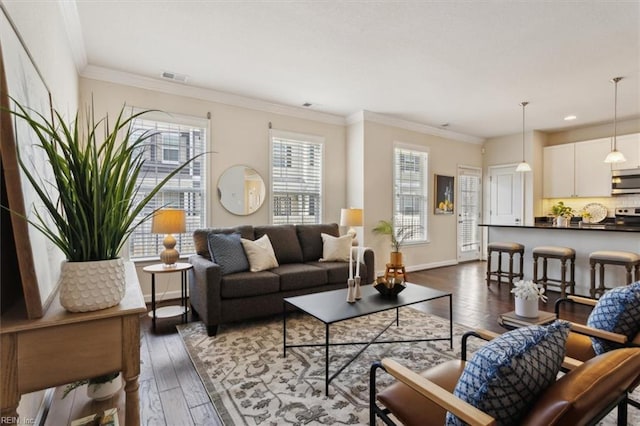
xmin=46 ymin=260 xmax=590 ymax=425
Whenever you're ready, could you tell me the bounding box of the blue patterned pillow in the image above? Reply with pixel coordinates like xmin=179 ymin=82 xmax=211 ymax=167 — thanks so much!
xmin=587 ymin=281 xmax=640 ymax=355
xmin=207 ymin=232 xmax=249 ymax=275
xmin=446 ymin=321 xmax=570 ymax=426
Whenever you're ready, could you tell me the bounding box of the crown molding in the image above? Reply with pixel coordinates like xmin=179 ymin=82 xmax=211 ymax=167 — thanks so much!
xmin=80 ymin=65 xmax=347 ymax=126
xmin=57 ymin=0 xmax=87 ymax=72
xmin=347 ymin=110 xmax=484 ymax=144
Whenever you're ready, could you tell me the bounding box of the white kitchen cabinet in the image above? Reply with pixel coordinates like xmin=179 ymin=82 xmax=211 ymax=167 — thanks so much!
xmin=574 ymin=138 xmax=612 ymax=197
xmin=543 ymin=144 xmax=574 ymax=198
xmin=611 ymin=133 xmax=640 ymax=170
xmin=543 ymin=138 xmax=612 ymax=198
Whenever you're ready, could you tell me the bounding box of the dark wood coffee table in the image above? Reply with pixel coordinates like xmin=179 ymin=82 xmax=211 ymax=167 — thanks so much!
xmin=283 ymin=282 xmax=452 ymax=395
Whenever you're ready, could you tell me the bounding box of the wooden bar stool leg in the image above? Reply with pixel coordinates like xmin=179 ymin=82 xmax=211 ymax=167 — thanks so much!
xmin=559 ymin=258 xmax=567 ymax=299
xmin=590 ymin=261 xmax=596 ymax=298
xmin=598 ymin=263 xmax=606 ymax=298
xmin=519 ymin=251 xmax=524 ymax=280
xmin=570 ymin=258 xmax=576 ymax=295
xmin=635 ymin=264 xmax=640 ymax=282
xmin=486 ymin=250 xmax=493 ymax=287
xmin=497 ymin=252 xmax=503 ymax=286
xmin=542 ymin=257 xmax=548 ymax=293
xmin=625 ymin=265 xmax=633 ymax=285
xmin=533 ymin=254 xmax=539 ymax=285
xmin=508 ymin=252 xmax=515 ymax=286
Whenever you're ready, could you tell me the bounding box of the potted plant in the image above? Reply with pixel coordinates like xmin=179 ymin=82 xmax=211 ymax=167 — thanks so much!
xmin=550 ymin=201 xmax=574 ymax=227
xmin=8 ymin=100 xmax=201 ymax=312
xmin=63 ymin=372 xmax=121 ymax=401
xmin=372 ymin=220 xmax=417 ymax=266
xmin=511 ymin=280 xmax=547 ymax=318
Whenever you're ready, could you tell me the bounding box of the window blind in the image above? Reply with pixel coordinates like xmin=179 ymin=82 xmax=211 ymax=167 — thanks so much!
xmin=393 ymin=146 xmax=428 ymax=243
xmin=271 ymin=131 xmax=323 ymax=225
xmin=128 ymin=116 xmax=207 ymax=259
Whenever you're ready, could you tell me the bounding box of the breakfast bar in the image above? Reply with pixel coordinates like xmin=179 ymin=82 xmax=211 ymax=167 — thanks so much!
xmin=480 ymin=222 xmax=640 ymax=296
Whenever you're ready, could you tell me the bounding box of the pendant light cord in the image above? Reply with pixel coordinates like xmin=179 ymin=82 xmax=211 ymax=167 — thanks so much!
xmin=521 ymin=101 xmax=528 ymax=161
xmin=613 ymin=77 xmax=620 ymax=150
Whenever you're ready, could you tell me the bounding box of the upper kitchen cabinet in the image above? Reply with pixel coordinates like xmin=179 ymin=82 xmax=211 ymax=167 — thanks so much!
xmin=543 ymin=143 xmax=574 ymax=198
xmin=611 ymin=133 xmax=640 ymax=171
xmin=543 ymin=138 xmax=612 ymax=198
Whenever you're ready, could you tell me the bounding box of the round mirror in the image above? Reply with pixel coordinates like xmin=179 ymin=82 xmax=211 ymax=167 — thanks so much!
xmin=217 ymin=165 xmax=266 ymax=215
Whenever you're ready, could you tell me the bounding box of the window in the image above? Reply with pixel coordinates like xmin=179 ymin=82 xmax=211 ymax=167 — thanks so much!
xmin=128 ymin=112 xmax=207 ymax=259
xmin=270 ymin=130 xmax=323 ymax=225
xmin=393 ymin=145 xmax=428 ymax=243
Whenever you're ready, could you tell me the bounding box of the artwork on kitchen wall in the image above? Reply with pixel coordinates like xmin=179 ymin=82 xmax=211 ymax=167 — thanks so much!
xmin=435 ymin=174 xmax=454 ymax=215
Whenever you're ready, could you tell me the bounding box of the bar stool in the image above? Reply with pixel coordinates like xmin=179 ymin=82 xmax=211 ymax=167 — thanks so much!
xmin=532 ymin=246 xmax=576 ymax=298
xmin=589 ymin=251 xmax=640 ymax=298
xmin=486 ymin=242 xmax=524 ymax=287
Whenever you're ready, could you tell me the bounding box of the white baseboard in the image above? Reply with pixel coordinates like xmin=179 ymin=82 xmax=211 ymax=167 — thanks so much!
xmin=375 ymin=259 xmax=458 ymax=277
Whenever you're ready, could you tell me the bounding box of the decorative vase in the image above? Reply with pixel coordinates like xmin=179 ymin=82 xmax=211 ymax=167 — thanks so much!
xmin=59 ymin=258 xmax=126 ymax=312
xmin=515 ymin=296 xmax=539 ymax=318
xmin=87 ymin=373 xmax=122 ymax=401
xmin=389 ymin=252 xmax=403 ymax=266
xmin=555 ymin=216 xmax=568 ymax=227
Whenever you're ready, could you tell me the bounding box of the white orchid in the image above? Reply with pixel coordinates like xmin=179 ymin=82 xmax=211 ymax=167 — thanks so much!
xmin=511 ymin=280 xmax=548 ymax=302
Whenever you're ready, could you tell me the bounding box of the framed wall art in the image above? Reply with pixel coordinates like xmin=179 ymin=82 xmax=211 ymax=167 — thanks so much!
xmin=434 ymin=174 xmax=454 ymax=215
xmin=0 ymin=5 xmax=63 ymax=318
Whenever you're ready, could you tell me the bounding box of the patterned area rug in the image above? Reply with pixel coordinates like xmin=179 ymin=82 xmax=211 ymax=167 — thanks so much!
xmin=177 ymin=308 xmax=637 ymax=426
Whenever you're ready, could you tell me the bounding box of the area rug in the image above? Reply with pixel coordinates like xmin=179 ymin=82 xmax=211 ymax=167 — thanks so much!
xmin=177 ymin=308 xmax=636 ymax=426
xmin=177 ymin=308 xmax=475 ymax=425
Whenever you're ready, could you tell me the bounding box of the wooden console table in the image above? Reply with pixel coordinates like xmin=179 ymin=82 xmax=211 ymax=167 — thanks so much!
xmin=0 ymin=262 xmax=145 ymax=426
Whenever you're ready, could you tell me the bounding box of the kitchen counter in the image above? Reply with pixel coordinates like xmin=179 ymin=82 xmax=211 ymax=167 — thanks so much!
xmin=479 ymin=222 xmax=640 ymax=232
xmin=481 ymin=223 xmax=640 ymax=297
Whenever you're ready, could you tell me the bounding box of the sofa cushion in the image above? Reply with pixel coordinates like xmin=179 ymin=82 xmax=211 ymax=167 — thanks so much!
xmin=272 ymin=263 xmax=327 ymax=291
xmin=447 ymin=320 xmax=570 ymax=426
xmin=307 ymin=260 xmax=360 ymax=284
xmin=193 ymin=226 xmax=254 ymax=260
xmin=254 ymin=225 xmax=303 ymax=264
xmin=587 ymin=281 xmax=640 ymax=355
xmin=320 ymin=233 xmax=351 ymax=262
xmin=207 ymin=232 xmax=249 ymax=275
xmin=241 ymin=235 xmax=279 ymax=272
xmin=296 ymin=223 xmax=340 ymax=262
xmin=220 ymin=271 xmax=280 ymax=298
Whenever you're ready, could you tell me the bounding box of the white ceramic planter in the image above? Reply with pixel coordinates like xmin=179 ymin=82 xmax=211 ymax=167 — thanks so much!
xmin=515 ymin=296 xmax=539 ymax=318
xmin=59 ymin=258 xmax=126 ymax=312
xmin=87 ymin=373 xmax=122 ymax=401
xmin=555 ymin=216 xmax=569 ymax=227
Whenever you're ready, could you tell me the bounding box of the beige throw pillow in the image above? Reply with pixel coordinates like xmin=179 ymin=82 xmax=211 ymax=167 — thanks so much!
xmin=319 ymin=233 xmax=352 ymax=262
xmin=241 ymin=234 xmax=279 ymax=272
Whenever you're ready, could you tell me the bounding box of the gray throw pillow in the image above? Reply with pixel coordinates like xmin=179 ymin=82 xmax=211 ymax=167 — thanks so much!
xmin=207 ymin=232 xmax=249 ymax=275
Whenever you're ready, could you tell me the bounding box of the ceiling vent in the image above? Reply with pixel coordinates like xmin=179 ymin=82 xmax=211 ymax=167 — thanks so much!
xmin=161 ymin=71 xmax=188 ymax=83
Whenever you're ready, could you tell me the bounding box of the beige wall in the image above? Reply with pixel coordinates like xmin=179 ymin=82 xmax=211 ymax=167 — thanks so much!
xmin=79 ymin=77 xmax=348 ymax=299
xmin=547 ymin=118 xmax=640 ymax=145
xmin=360 ymin=120 xmax=483 ymax=273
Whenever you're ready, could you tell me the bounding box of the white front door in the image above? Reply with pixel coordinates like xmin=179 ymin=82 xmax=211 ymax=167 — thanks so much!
xmin=457 ymin=166 xmax=482 ymax=262
xmin=489 ymin=164 xmax=523 ymax=225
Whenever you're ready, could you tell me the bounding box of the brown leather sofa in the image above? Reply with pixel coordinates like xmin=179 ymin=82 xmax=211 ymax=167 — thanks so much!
xmin=370 ymin=330 xmax=640 ymax=426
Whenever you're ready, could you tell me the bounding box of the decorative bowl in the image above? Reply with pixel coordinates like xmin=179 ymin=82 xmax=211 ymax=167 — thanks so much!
xmin=374 ymin=277 xmax=406 ymax=298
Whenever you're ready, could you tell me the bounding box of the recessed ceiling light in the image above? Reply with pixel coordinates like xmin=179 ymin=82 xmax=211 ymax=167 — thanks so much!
xmin=161 ymin=71 xmax=188 ymax=83
xmin=302 ymin=102 xmax=312 ymax=107
xmin=564 ymin=115 xmax=577 ymax=121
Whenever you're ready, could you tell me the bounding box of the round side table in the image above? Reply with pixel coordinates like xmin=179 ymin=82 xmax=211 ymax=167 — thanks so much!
xmin=142 ymin=262 xmax=192 ymax=331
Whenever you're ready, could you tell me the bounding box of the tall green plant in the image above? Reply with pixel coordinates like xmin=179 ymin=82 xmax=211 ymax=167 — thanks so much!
xmin=9 ymin=100 xmax=202 ymax=261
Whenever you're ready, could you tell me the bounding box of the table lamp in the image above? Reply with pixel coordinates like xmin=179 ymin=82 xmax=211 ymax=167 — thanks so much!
xmin=151 ymin=208 xmax=186 ymax=267
xmin=340 ymin=208 xmax=363 ymax=246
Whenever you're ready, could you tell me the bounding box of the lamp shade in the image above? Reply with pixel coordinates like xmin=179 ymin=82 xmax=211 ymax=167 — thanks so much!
xmin=340 ymin=208 xmax=363 ymax=227
xmin=151 ymin=208 xmax=186 ymax=234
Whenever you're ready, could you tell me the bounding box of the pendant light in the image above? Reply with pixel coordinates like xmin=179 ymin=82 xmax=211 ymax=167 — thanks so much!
xmin=604 ymin=77 xmax=626 ymax=164
xmin=515 ymin=101 xmax=532 ymax=172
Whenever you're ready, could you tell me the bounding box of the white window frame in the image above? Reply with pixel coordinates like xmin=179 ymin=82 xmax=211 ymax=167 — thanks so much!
xmin=127 ymin=109 xmax=209 ymax=260
xmin=269 ymin=129 xmax=324 ymax=225
xmin=393 ymin=142 xmax=430 ymax=245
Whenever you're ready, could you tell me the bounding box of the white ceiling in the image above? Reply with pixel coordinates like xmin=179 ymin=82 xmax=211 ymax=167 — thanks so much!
xmin=69 ymin=1 xmax=640 ymax=139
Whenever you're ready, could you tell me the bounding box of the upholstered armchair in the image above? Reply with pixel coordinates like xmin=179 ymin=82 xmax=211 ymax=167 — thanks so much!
xmin=370 ymin=327 xmax=640 ymax=426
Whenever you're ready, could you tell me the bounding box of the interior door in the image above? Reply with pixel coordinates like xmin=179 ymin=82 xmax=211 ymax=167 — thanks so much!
xmin=489 ymin=164 xmax=523 ymax=225
xmin=457 ymin=166 xmax=482 ymax=262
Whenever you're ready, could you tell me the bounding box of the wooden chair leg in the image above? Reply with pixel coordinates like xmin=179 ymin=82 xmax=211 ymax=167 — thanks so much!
xmin=590 ymin=261 xmax=596 ymax=298
xmin=625 ymin=265 xmax=633 ymax=285
xmin=486 ymin=250 xmax=493 ymax=286
xmin=599 ymin=263 xmax=606 ymax=297
xmin=519 ymin=251 xmax=524 ymax=280
xmin=533 ymin=255 xmax=539 ymax=285
xmin=559 ymin=258 xmax=567 ymax=299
